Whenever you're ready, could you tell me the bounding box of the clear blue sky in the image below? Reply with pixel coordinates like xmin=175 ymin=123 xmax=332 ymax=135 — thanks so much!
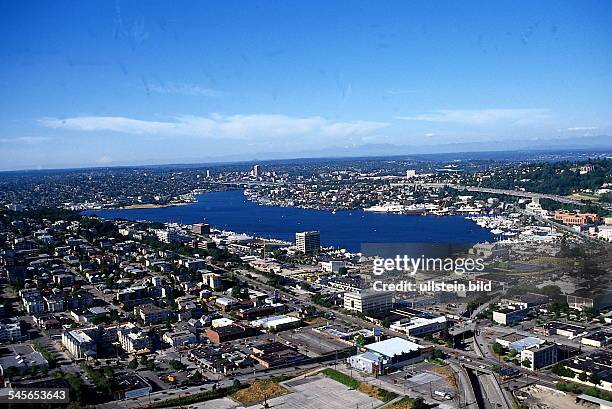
xmin=1 ymin=0 xmax=611 ymax=170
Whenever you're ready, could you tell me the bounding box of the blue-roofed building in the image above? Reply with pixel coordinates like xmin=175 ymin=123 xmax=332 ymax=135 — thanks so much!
xmin=496 ymin=333 xmax=545 ymax=351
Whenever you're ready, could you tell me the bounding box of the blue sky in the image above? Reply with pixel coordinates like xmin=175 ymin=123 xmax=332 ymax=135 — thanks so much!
xmin=1 ymin=0 xmax=611 ymax=170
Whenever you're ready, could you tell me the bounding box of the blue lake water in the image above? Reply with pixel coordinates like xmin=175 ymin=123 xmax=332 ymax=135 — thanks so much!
xmin=84 ymin=190 xmax=493 ymax=252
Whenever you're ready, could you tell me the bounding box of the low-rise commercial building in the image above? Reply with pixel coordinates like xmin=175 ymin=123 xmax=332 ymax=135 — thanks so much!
xmin=534 ymin=321 xmax=587 ymax=339
xmin=553 ymin=211 xmax=599 ymax=225
xmin=134 ymin=303 xmax=171 ymax=326
xmin=347 ymin=337 xmax=424 ymax=375
xmin=562 ymin=350 xmax=612 ymax=392
xmin=344 ymin=290 xmax=393 ymax=314
xmin=162 ymin=330 xmax=197 ymax=347
xmin=250 ymin=342 xmax=306 ymax=368
xmin=492 ymin=308 xmax=529 ymax=325
xmin=500 ymin=293 xmax=549 ymax=310
xmin=496 ymin=333 xmax=544 ymax=352
xmin=581 ymin=330 xmax=612 ymax=348
xmin=567 ymin=290 xmax=612 ymax=312
xmin=111 ymin=373 xmax=152 ymax=400
xmin=390 ymin=316 xmax=447 ymax=337
xmin=0 ymin=346 xmax=48 ymax=376
xmin=205 ymin=325 xmax=251 ymax=344
xmin=62 ymin=329 xmax=97 ymax=359
xmin=117 ymin=323 xmax=152 ymax=353
xmin=251 ymin=315 xmax=302 ymax=332
xmin=322 ymin=260 xmax=346 ymax=273
xmin=0 ymin=319 xmax=22 ymax=343
xmin=520 ymin=343 xmax=557 ymax=370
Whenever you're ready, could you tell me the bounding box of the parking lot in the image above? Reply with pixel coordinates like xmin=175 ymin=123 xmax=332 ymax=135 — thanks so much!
xmin=241 ymin=375 xmax=382 ymax=409
xmin=277 ymin=327 xmax=350 ymax=357
xmin=379 ymin=361 xmax=457 ymax=401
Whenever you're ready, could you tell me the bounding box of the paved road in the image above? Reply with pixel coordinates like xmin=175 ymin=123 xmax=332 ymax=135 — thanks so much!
xmin=470 ymin=331 xmax=511 ymax=409
xmin=477 ymin=372 xmax=507 ymax=409
xmin=98 ymin=361 xmax=325 ymax=408
xmin=449 ymin=363 xmax=479 ymax=409
xmin=422 ymin=183 xmax=589 ymax=207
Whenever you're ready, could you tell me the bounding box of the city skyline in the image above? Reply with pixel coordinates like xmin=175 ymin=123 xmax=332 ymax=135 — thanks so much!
xmin=1 ymin=3 xmax=611 ymax=407
xmin=1 ymin=1 xmax=612 ymax=170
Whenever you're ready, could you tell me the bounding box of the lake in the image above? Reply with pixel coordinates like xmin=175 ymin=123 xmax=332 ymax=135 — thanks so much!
xmin=84 ymin=190 xmax=493 ymax=252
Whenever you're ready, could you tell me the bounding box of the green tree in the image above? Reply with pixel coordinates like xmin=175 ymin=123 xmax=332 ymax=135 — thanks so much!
xmin=431 ymin=349 xmax=448 ymax=360
xmin=582 ymin=307 xmax=597 ymax=320
xmin=169 ymin=359 xmax=186 ymax=371
xmin=4 ymin=366 xmax=15 ymax=379
xmin=191 ymin=370 xmax=203 ymax=381
xmin=552 ymin=363 xmax=575 ymax=378
xmin=588 ymin=373 xmax=601 ymax=385
xmin=492 ymin=342 xmax=506 ymax=356
xmin=128 ymin=358 xmax=138 ymax=369
xmin=411 ymin=397 xmax=430 ymax=409
xmin=27 ymin=363 xmax=39 ymax=376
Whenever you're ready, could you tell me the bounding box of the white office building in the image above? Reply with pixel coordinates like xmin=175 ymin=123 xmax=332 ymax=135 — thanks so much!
xmin=62 ymin=329 xmax=97 ymax=359
xmin=344 ymin=290 xmax=393 ymax=314
xmin=390 ymin=316 xmax=447 ymax=337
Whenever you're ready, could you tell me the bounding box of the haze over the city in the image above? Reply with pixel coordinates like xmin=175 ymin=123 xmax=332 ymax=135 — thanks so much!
xmin=1 ymin=0 xmax=611 ymax=170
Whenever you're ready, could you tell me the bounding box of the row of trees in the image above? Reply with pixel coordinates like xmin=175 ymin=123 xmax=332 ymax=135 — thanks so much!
xmin=474 ymin=159 xmax=611 ymax=196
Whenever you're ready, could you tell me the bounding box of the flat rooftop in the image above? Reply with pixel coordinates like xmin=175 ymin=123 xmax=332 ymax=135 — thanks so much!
xmin=497 ymin=332 xmax=524 ymax=342
xmin=364 ymin=337 xmax=420 ymax=357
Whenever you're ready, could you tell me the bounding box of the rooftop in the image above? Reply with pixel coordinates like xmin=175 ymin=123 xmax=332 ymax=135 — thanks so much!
xmin=509 ymin=336 xmax=544 ymax=350
xmin=355 ymin=351 xmax=383 ymax=363
xmin=497 ymin=332 xmax=524 ymax=342
xmin=364 ymin=337 xmax=420 ymax=357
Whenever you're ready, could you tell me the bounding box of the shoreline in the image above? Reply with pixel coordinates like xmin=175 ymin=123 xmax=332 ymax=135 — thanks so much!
xmin=116 ymin=201 xmax=195 ymax=210
xmin=84 ymin=191 xmax=495 ymax=251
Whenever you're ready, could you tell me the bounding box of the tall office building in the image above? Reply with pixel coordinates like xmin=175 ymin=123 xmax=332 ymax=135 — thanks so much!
xmin=251 ymin=164 xmax=261 ymax=177
xmin=192 ymin=223 xmax=211 ymax=235
xmin=296 ymin=231 xmax=320 ymax=253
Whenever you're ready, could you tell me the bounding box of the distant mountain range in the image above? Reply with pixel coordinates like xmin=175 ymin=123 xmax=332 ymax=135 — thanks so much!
xmin=194 ymin=134 xmax=612 ymax=163
xmin=5 ymin=134 xmax=611 ymax=172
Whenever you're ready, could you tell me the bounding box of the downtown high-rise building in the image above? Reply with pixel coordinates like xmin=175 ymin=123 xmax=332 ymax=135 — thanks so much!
xmin=251 ymin=164 xmax=260 ymax=177
xmin=295 ymin=231 xmax=320 ymax=253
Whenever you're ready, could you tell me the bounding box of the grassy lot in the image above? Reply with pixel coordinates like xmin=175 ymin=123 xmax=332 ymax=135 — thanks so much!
xmin=569 ymin=193 xmax=599 ymax=202
xmin=387 ymin=396 xmax=431 ymax=409
xmin=232 ymin=380 xmax=289 ymax=405
xmin=430 ymin=365 xmax=458 ymax=389
xmin=321 ymin=368 xmax=360 ymax=389
xmin=320 ymin=368 xmax=397 ymax=402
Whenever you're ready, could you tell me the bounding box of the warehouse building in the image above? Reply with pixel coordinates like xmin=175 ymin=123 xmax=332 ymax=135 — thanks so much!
xmin=347 ymin=337 xmax=424 ymax=375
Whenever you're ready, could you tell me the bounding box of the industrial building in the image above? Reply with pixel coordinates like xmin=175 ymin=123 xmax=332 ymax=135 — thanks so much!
xmin=390 ymin=316 xmax=447 ymax=338
xmin=347 ymin=337 xmax=424 ymax=375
